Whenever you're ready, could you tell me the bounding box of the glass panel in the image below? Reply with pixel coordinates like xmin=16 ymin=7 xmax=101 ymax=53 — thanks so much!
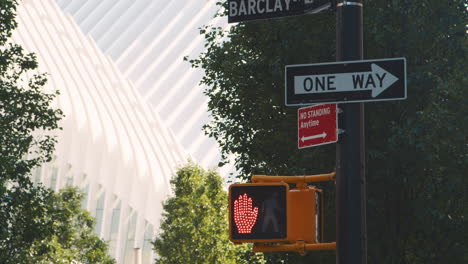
xmin=124 ymin=211 xmax=138 ymax=264
xmin=33 ymin=167 xmax=42 ymax=184
xmin=50 ymin=167 xmax=59 ymax=190
xmin=66 ymin=174 xmax=74 ymax=186
xmin=109 ymin=201 xmax=122 ymax=256
xmin=142 ymin=223 xmax=154 ymax=264
xmin=94 ymin=189 xmax=105 ymax=235
xmin=81 ymin=184 xmax=89 ymax=210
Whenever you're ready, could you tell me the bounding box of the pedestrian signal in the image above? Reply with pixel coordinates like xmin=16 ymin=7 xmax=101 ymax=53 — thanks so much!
xmin=229 ymin=183 xmax=288 ymax=243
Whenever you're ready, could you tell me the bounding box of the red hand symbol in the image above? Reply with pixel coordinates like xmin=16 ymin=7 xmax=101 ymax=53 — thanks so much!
xmin=234 ymin=193 xmax=259 ymax=234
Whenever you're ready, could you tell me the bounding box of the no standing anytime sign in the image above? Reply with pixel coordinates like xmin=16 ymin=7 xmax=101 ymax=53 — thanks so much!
xmin=298 ymin=104 xmax=338 ymax=149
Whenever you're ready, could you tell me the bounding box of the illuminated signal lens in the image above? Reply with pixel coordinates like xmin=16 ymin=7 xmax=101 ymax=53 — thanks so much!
xmin=229 ymin=183 xmax=288 ymax=242
xmin=234 ymin=193 xmax=259 ymax=233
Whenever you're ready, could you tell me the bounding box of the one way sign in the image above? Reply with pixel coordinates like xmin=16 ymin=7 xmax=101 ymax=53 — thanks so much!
xmin=285 ymin=58 xmax=406 ymax=106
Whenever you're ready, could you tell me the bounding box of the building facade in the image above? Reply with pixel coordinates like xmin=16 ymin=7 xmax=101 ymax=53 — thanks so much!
xmin=13 ymin=0 xmax=228 ymax=263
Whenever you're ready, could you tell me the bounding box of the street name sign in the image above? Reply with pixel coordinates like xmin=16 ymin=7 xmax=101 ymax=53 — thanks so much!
xmin=228 ymin=0 xmax=334 ymax=23
xmin=285 ymin=57 xmax=407 ymax=106
xmin=298 ymin=104 xmax=337 ymax=149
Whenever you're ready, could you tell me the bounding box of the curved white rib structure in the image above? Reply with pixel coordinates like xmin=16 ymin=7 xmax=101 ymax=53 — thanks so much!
xmin=55 ymin=0 xmax=232 ymax=175
xmin=13 ymin=1 xmax=197 ymax=263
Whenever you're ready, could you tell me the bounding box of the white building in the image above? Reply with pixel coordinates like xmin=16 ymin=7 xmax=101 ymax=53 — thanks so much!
xmin=13 ymin=0 xmax=230 ymax=263
xmin=57 ymin=0 xmax=232 ymax=175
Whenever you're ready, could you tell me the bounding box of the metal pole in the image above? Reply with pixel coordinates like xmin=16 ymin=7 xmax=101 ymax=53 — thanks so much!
xmin=335 ymin=1 xmax=367 ymax=264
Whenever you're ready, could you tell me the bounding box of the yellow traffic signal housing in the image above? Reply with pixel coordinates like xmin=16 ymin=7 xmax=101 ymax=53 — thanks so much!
xmin=228 ymin=173 xmax=336 ymax=253
xmin=288 ymin=186 xmax=323 ymax=243
xmin=228 ymin=183 xmax=323 ymax=244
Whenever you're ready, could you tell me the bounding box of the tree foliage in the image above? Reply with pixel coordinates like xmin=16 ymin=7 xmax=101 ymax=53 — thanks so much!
xmin=28 ymin=187 xmax=116 ymax=264
xmin=189 ymin=0 xmax=467 ymax=263
xmin=153 ymin=163 xmax=264 ymax=264
xmin=0 ymin=1 xmax=115 ymax=263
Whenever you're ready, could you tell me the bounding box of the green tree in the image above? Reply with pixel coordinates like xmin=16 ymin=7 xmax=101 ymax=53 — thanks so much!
xmin=189 ymin=1 xmax=467 ymax=263
xmin=153 ymin=163 xmax=264 ymax=264
xmin=0 ymin=1 xmax=115 ymax=263
xmin=1 ymin=0 xmax=62 ymax=261
xmin=28 ymin=187 xmax=115 ymax=264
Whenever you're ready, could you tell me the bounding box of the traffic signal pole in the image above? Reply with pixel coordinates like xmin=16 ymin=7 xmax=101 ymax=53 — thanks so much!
xmin=335 ymin=1 xmax=367 ymax=264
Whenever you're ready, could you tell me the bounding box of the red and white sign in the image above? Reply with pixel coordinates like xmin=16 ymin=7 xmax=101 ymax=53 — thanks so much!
xmin=298 ymin=104 xmax=338 ymax=149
